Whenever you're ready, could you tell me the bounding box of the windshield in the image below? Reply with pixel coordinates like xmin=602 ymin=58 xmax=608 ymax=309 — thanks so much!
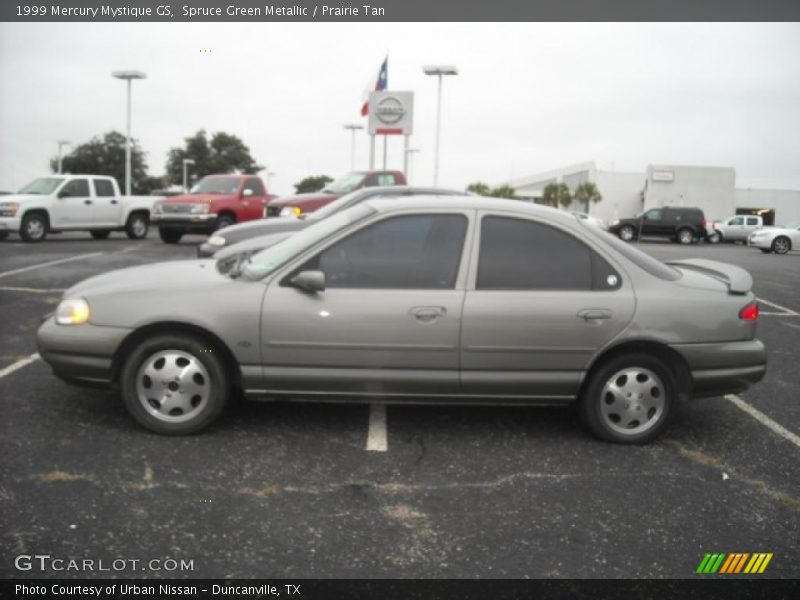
xmin=322 ymin=172 xmax=366 ymax=195
xmin=18 ymin=177 xmax=65 ymax=195
xmin=243 ymin=203 xmax=376 ymax=280
xmin=190 ymin=176 xmax=241 ymax=195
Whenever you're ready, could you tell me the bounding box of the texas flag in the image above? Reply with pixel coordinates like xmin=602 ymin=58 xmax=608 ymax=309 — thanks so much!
xmin=360 ymin=57 xmax=388 ymax=116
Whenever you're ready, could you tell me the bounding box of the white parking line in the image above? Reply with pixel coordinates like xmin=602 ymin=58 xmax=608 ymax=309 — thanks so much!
xmin=0 ymin=286 xmax=65 ymax=294
xmin=757 ymin=297 xmax=799 ymax=317
xmin=725 ymin=394 xmax=800 ymax=449
xmin=366 ymin=404 xmax=388 ymax=452
xmin=0 ymin=353 xmax=40 ymax=379
xmin=0 ymin=252 xmax=104 ymax=279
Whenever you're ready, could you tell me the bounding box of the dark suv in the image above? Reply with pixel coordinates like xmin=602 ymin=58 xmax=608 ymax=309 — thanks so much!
xmin=608 ymin=207 xmax=708 ymax=244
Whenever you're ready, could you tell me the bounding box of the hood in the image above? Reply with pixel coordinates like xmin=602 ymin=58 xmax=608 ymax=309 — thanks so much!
xmin=157 ymin=193 xmax=234 ymax=205
xmin=65 ymin=260 xmax=227 ymax=298
xmin=268 ymin=192 xmax=338 ymax=208
xmin=1 ymin=194 xmax=44 ymax=205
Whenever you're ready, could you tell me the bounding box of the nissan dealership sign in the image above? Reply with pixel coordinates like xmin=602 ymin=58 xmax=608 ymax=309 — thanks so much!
xmin=368 ymin=91 xmax=414 ymax=135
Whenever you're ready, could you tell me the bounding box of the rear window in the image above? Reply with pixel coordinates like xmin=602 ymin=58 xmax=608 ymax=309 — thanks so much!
xmin=580 ymin=221 xmax=681 ymax=281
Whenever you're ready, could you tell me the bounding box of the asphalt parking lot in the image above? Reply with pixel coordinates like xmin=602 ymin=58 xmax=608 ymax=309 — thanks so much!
xmin=1 ymin=231 xmax=798 ymax=579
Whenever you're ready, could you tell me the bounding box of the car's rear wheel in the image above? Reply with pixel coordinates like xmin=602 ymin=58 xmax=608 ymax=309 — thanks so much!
xmin=676 ymin=228 xmax=694 ymax=245
xmin=90 ymin=230 xmax=111 ymax=240
xmin=20 ymin=212 xmax=48 ymax=242
xmin=120 ymin=333 xmax=229 ymax=434
xmin=125 ymin=212 xmax=149 ymax=239
xmin=579 ymin=353 xmax=676 ymax=444
xmin=772 ymin=236 xmax=791 ymax=255
xmin=0 ymin=231 xmax=9 ymax=240
xmin=618 ymin=225 xmax=635 ymax=242
xmin=158 ymin=227 xmax=183 ymax=244
xmin=760 ymin=248 xmax=772 ymax=254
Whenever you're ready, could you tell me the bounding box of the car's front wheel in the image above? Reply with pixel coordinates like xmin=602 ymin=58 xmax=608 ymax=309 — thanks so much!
xmin=708 ymin=231 xmax=721 ymax=244
xmin=618 ymin=225 xmax=635 ymax=242
xmin=0 ymin=231 xmax=9 ymax=241
xmin=578 ymin=353 xmax=676 ymax=444
xmin=215 ymin=214 xmax=236 ymax=230
xmin=20 ymin=212 xmax=48 ymax=242
xmin=120 ymin=333 xmax=230 ymax=434
xmin=772 ymin=236 xmax=791 ymax=255
xmin=126 ymin=212 xmax=149 ymax=239
xmin=676 ymin=228 xmax=694 ymax=245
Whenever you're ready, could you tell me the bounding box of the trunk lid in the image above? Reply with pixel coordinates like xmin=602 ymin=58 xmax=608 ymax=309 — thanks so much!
xmin=665 ymin=258 xmax=753 ymax=294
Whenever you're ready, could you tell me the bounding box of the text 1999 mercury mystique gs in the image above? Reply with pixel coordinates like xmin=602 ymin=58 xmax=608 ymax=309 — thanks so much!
xmin=37 ymin=196 xmax=767 ymax=443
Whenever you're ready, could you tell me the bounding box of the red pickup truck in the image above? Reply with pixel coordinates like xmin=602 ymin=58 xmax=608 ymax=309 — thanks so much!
xmin=266 ymin=170 xmax=407 ymax=218
xmin=152 ymin=174 xmax=269 ymax=243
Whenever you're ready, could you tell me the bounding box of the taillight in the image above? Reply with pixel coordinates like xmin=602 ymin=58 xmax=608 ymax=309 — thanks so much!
xmin=739 ymin=302 xmax=759 ymax=321
xmin=701 ymin=218 xmax=707 ymax=228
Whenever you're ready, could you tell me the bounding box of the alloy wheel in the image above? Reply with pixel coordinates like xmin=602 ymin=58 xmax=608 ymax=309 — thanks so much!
xmin=599 ymin=367 xmax=666 ymax=436
xmin=135 ymin=350 xmax=210 ymax=423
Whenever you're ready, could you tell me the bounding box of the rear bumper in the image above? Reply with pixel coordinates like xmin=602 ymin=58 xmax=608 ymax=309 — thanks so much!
xmin=36 ymin=317 xmax=131 ymax=388
xmin=671 ymin=339 xmax=767 ymax=398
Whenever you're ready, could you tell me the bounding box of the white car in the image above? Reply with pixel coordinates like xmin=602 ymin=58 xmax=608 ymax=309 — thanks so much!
xmin=0 ymin=175 xmax=160 ymax=242
xmin=747 ymin=224 xmax=800 ymax=255
xmin=709 ymin=214 xmax=763 ymax=243
xmin=570 ymin=211 xmax=606 ymax=230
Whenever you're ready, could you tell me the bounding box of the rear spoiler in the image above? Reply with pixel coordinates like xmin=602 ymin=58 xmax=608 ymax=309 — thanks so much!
xmin=665 ymin=258 xmax=753 ymax=294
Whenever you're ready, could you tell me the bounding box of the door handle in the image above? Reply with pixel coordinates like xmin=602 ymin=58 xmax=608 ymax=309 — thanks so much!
xmin=578 ymin=309 xmax=612 ymax=321
xmin=110 ymin=199 xmax=119 ymax=204
xmin=409 ymin=306 xmax=446 ymax=322
xmin=84 ymin=200 xmax=92 ymax=205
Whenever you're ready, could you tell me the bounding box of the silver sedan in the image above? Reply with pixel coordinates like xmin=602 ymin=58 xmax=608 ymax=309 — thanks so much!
xmin=37 ymin=196 xmax=766 ymax=443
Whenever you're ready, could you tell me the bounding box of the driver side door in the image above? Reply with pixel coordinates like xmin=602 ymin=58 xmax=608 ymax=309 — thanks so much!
xmin=50 ymin=178 xmax=94 ymax=228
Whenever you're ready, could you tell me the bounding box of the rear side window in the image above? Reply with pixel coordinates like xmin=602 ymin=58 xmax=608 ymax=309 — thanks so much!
xmin=376 ymin=174 xmax=397 ymax=186
xmin=746 ymin=217 xmax=758 ymax=226
xmin=60 ymin=179 xmax=90 ymax=197
xmin=477 ymin=217 xmax=619 ymax=291
xmin=93 ymin=179 xmax=115 ymax=197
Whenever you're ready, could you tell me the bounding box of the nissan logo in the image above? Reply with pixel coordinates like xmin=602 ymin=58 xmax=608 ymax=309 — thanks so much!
xmin=375 ymin=96 xmax=405 ymax=125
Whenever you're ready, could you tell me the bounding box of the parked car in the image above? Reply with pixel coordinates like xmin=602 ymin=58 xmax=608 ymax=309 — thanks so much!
xmin=608 ymin=207 xmax=708 ymax=244
xmin=265 ymin=170 xmax=407 ymax=218
xmin=570 ymin=210 xmax=606 ymax=230
xmin=37 ymin=196 xmax=766 ymax=443
xmin=747 ymin=223 xmax=800 ymax=254
xmin=709 ymin=215 xmax=763 ymax=243
xmin=0 ymin=175 xmax=158 ymax=242
xmin=197 ymin=186 xmax=464 ymax=258
xmin=151 ymin=175 xmax=269 ymax=244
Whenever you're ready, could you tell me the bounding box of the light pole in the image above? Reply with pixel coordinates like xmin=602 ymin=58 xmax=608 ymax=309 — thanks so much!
xmin=112 ymin=70 xmax=146 ymax=196
xmin=404 ymin=148 xmax=420 ymax=183
xmin=423 ymin=65 xmax=458 ymax=186
xmin=265 ymin=171 xmax=276 ymax=188
xmin=56 ymin=140 xmax=70 ymax=174
xmin=343 ymin=124 xmax=364 ymax=170
xmin=182 ymin=158 xmax=195 ymax=192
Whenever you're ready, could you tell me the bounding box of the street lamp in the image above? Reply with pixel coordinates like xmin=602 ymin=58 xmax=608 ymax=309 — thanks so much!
xmin=112 ymin=69 xmax=146 ymax=196
xmin=423 ymin=65 xmax=458 ymax=186
xmin=182 ymin=159 xmax=196 ymax=193
xmin=343 ymin=123 xmax=364 ymax=170
xmin=404 ymin=148 xmax=420 ymax=183
xmin=265 ymin=171 xmax=276 ymax=188
xmin=56 ymin=140 xmax=70 ymax=174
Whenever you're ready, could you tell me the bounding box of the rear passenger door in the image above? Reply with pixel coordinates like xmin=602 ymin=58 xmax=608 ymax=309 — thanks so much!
xmin=460 ymin=213 xmax=635 ymax=400
xmin=91 ymin=178 xmax=122 ymax=227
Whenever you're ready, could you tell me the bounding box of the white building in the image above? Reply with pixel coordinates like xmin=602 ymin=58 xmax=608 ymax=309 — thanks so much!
xmin=504 ymin=161 xmax=800 ymax=227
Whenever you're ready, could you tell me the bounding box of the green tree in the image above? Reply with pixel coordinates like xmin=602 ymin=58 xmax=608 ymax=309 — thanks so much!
xmin=165 ymin=130 xmax=263 ymax=185
xmin=542 ymin=182 xmax=571 ymax=208
xmin=573 ymin=182 xmax=602 ymax=214
xmin=489 ymin=185 xmax=519 ymax=200
xmin=466 ymin=182 xmax=491 ymax=196
xmin=50 ymin=131 xmax=150 ymax=194
xmin=294 ymin=175 xmax=333 ymax=194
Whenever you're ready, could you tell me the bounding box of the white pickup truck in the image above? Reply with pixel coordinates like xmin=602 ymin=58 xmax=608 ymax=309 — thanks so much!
xmin=0 ymin=175 xmax=161 ymax=242
xmin=708 ymin=214 xmax=763 ymax=243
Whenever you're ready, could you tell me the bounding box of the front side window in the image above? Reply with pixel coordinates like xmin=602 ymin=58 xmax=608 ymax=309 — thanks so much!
xmin=645 ymin=209 xmax=662 ymax=221
xmin=375 ymin=174 xmax=397 ymax=186
xmin=60 ymin=179 xmax=90 ymax=197
xmin=746 ymin=217 xmax=759 ymax=226
xmin=93 ymin=179 xmax=115 ymax=197
xmin=298 ymin=214 xmax=468 ymax=289
xmin=730 ymin=217 xmax=744 ymax=225
xmin=243 ymin=178 xmax=265 ymax=196
xmin=322 ymin=172 xmax=367 ymax=195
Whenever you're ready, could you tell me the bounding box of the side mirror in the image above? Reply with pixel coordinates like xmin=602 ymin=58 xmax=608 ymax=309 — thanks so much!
xmin=242 ymin=189 xmax=254 ymax=197
xmin=290 ymin=270 xmax=325 ymax=293
xmin=57 ymin=190 xmax=69 ymax=199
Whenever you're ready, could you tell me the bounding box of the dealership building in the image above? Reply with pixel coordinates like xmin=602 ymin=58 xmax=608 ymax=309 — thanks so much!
xmin=503 ymin=161 xmax=800 ymax=227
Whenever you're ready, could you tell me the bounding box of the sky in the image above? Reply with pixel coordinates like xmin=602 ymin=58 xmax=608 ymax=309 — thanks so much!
xmin=0 ymin=22 xmax=798 ymax=196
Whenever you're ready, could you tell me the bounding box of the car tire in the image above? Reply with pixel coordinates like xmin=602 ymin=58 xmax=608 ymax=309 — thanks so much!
xmin=125 ymin=212 xmax=149 ymax=240
xmin=760 ymin=248 xmax=772 ymax=254
xmin=20 ymin=212 xmax=48 ymax=243
xmin=708 ymin=232 xmax=721 ymax=244
xmin=215 ymin=214 xmax=236 ymax=230
xmin=578 ymin=353 xmax=676 ymax=444
xmin=618 ymin=225 xmax=635 ymax=242
xmin=90 ymin=230 xmax=111 ymax=240
xmin=676 ymin=228 xmax=694 ymax=245
xmin=772 ymin=236 xmax=791 ymax=255
xmin=158 ymin=227 xmax=183 ymax=244
xmin=120 ymin=333 xmax=230 ymax=435
xmin=0 ymin=231 xmax=9 ymax=241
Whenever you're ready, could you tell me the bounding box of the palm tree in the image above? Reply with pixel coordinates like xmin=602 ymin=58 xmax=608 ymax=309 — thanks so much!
xmin=574 ymin=182 xmax=602 ymax=214
xmin=542 ymin=183 xmax=571 ymax=208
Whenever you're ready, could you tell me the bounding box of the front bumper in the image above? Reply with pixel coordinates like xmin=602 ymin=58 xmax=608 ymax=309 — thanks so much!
xmin=671 ymin=339 xmax=767 ymax=398
xmin=36 ymin=317 xmax=132 ymax=387
xmin=0 ymin=216 xmax=22 ymax=232
xmin=152 ymin=213 xmax=218 ymax=232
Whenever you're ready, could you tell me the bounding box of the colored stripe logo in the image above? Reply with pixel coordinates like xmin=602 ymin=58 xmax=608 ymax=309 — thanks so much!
xmin=696 ymin=552 xmax=773 ymax=574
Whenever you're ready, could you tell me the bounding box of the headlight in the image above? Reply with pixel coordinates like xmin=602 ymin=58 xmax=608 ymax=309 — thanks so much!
xmin=611 ymin=218 xmax=620 ymax=226
xmin=0 ymin=202 xmax=19 ymax=217
xmin=208 ymin=235 xmax=226 ymax=247
xmin=55 ymin=298 xmax=90 ymax=325
xmin=280 ymin=206 xmax=302 ymax=218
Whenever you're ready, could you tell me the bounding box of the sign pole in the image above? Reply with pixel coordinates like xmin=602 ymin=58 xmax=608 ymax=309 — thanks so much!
xmin=369 ymin=134 xmax=375 ymax=170
xmin=382 ymin=136 xmax=388 ymax=170
xmin=403 ymin=135 xmax=410 ymax=178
